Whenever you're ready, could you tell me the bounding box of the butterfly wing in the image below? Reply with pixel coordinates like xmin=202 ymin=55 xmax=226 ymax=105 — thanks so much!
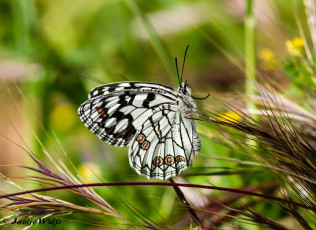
xmin=88 ymin=82 xmax=175 ymax=99
xmin=129 ymin=106 xmax=201 ymax=180
xmin=78 ymin=82 xmax=177 ymax=146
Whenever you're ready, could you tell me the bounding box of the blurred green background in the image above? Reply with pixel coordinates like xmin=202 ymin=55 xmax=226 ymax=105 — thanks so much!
xmin=0 ymin=0 xmax=309 ymax=229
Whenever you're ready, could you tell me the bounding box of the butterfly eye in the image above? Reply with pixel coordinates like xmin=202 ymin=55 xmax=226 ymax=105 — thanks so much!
xmin=185 ymin=81 xmax=190 ymax=89
xmin=179 ymin=80 xmax=191 ymax=94
xmin=179 ymin=83 xmax=187 ymax=94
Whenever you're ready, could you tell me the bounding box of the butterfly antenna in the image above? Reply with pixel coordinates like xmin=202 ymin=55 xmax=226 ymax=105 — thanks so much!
xmin=192 ymin=93 xmax=210 ymax=100
xmin=180 ymin=45 xmax=190 ymax=84
xmin=175 ymin=57 xmax=182 ymax=86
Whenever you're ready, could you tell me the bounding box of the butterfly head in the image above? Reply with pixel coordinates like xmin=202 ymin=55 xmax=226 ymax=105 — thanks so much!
xmin=178 ymin=80 xmax=192 ymax=96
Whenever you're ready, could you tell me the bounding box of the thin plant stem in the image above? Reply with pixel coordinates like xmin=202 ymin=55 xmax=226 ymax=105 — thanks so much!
xmin=244 ymin=0 xmax=258 ymax=153
xmin=169 ymin=178 xmax=201 ymax=226
xmin=245 ymin=0 xmax=257 ymax=104
xmin=124 ymin=0 xmax=178 ymax=85
xmin=1 ymin=182 xmax=315 ymax=212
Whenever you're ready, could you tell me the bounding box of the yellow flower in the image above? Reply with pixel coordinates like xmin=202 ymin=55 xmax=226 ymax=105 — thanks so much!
xmin=286 ymin=37 xmax=304 ymax=56
xmin=258 ymin=48 xmax=277 ymax=70
xmin=218 ymin=111 xmax=242 ymax=123
xmin=50 ymin=104 xmax=76 ymax=132
xmin=292 ymin=37 xmax=304 ymax=48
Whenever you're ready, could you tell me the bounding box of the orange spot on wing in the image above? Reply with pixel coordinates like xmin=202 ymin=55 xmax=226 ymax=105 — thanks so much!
xmin=137 ymin=134 xmax=145 ymax=143
xmin=175 ymin=156 xmax=185 ymax=162
xmin=141 ymin=141 xmax=150 ymax=150
xmin=153 ymin=157 xmax=163 ymax=166
xmin=165 ymin=155 xmax=174 ymax=165
xmin=96 ymin=107 xmax=107 ymax=118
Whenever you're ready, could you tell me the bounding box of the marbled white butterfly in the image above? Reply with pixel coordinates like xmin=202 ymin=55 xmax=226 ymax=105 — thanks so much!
xmin=78 ymin=47 xmax=202 ymax=180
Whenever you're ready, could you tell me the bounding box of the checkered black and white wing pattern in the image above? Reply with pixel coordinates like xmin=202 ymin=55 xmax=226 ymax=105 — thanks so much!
xmin=78 ymin=81 xmax=201 ymax=180
xmin=78 ymin=82 xmax=177 ymax=147
xmin=129 ymin=106 xmax=201 ymax=180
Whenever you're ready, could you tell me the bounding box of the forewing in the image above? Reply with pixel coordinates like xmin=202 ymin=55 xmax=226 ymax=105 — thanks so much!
xmin=89 ymin=82 xmax=175 ymax=99
xmin=129 ymin=107 xmax=200 ymax=180
xmin=78 ymin=82 xmax=176 ymax=146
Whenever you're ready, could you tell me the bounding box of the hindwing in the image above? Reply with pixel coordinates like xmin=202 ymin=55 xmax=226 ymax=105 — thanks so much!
xmin=129 ymin=106 xmax=201 ymax=180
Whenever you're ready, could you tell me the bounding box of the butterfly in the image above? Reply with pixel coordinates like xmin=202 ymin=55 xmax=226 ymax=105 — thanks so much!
xmin=78 ymin=46 xmax=204 ymax=180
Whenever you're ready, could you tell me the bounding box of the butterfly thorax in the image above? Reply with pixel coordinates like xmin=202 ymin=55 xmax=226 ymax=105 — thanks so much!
xmin=176 ymin=81 xmax=197 ymax=112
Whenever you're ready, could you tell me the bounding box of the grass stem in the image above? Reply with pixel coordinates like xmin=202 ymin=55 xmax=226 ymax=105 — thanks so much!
xmin=124 ymin=0 xmax=178 ymax=84
xmin=245 ymin=0 xmax=257 ymax=100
